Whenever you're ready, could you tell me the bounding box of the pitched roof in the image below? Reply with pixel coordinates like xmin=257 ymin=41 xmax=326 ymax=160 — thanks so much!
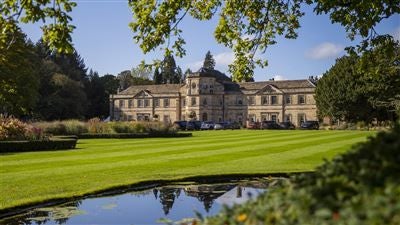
xmin=239 ymin=79 xmax=315 ymax=90
xmin=188 ymin=67 xmax=231 ymax=82
xmin=119 ymin=84 xmax=183 ymax=95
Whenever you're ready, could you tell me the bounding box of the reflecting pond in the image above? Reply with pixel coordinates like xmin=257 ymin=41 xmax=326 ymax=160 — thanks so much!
xmin=0 ymin=177 xmax=284 ymax=225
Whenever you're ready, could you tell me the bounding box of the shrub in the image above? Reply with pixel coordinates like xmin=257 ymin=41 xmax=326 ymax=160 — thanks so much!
xmin=87 ymin=118 xmax=113 ymax=134
xmin=201 ymin=123 xmax=400 ymax=225
xmin=63 ymin=120 xmax=88 ymax=135
xmin=24 ymin=126 xmax=46 ymax=141
xmin=0 ymin=138 xmax=77 ymax=153
xmin=109 ymin=121 xmax=137 ymax=133
xmin=132 ymin=122 xmax=147 ymax=133
xmin=0 ymin=115 xmax=46 ymax=141
xmin=34 ymin=121 xmax=66 ymax=135
xmin=34 ymin=120 xmax=87 ymax=135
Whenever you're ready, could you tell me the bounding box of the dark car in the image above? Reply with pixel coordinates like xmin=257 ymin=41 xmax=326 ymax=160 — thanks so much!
xmin=225 ymin=121 xmax=241 ymax=129
xmin=279 ymin=121 xmax=295 ymax=129
xmin=300 ymin=121 xmax=319 ymax=130
xmin=247 ymin=121 xmax=261 ymax=129
xmin=173 ymin=120 xmax=187 ymax=130
xmin=260 ymin=120 xmax=281 ymax=129
xmin=186 ymin=120 xmax=202 ymax=130
xmin=200 ymin=121 xmax=215 ymax=130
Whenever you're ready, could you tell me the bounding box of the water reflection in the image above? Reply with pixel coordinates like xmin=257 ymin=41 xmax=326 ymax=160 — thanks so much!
xmin=0 ymin=178 xmax=283 ymax=225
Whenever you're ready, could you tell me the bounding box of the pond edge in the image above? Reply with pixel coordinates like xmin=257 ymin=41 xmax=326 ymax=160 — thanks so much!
xmin=0 ymin=172 xmax=313 ymax=219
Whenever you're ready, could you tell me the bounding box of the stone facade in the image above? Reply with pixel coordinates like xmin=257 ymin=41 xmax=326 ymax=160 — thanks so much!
xmin=110 ymin=68 xmax=317 ymax=127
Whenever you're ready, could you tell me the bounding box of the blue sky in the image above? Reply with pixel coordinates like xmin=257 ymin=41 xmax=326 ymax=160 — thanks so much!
xmin=21 ymin=1 xmax=400 ymax=81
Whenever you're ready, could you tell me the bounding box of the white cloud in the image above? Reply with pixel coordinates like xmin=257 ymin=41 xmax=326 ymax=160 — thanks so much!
xmin=393 ymin=26 xmax=400 ymax=42
xmin=186 ymin=60 xmax=203 ymax=71
xmin=306 ymin=42 xmax=344 ymax=60
xmin=273 ymin=75 xmax=286 ymax=81
xmin=214 ymin=51 xmax=235 ymax=66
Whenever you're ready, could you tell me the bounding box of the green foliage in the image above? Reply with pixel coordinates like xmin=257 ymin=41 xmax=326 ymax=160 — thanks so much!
xmin=109 ymin=121 xmax=139 ymax=133
xmin=203 ymin=51 xmax=216 ymax=70
xmin=33 ymin=120 xmax=87 ymax=135
xmin=201 ymin=124 xmax=400 ymax=225
xmin=87 ymin=117 xmax=113 ymax=134
xmin=34 ymin=42 xmax=90 ymax=120
xmin=161 ymin=54 xmax=182 ymax=84
xmin=130 ymin=0 xmax=399 ymax=81
xmin=0 ymin=139 xmax=77 ymax=153
xmin=315 ymin=40 xmax=400 ymax=122
xmin=312 ymin=0 xmax=400 ymax=41
xmin=0 ymin=28 xmax=40 ymax=116
xmin=85 ymin=71 xmax=119 ymax=119
xmin=153 ymin=67 xmax=163 ymax=84
xmin=0 ymin=0 xmax=76 ymax=55
xmin=2 ymin=1 xmax=398 ymax=81
xmin=117 ymin=70 xmax=133 ymax=90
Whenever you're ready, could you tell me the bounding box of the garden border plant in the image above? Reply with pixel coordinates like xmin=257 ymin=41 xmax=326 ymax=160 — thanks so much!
xmin=0 ymin=115 xmax=78 ymax=153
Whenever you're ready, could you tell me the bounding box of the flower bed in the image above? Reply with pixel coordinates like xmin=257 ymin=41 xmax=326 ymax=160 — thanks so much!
xmin=0 ymin=115 xmax=77 ymax=153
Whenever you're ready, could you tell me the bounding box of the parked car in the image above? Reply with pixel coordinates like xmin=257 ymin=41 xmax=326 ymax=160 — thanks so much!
xmin=247 ymin=121 xmax=261 ymax=129
xmin=300 ymin=121 xmax=319 ymax=130
xmin=225 ymin=121 xmax=241 ymax=129
xmin=260 ymin=120 xmax=281 ymax=129
xmin=186 ymin=120 xmax=202 ymax=130
xmin=213 ymin=122 xmax=225 ymax=130
xmin=173 ymin=121 xmax=187 ymax=130
xmin=201 ymin=121 xmax=215 ymax=130
xmin=279 ymin=121 xmax=295 ymax=129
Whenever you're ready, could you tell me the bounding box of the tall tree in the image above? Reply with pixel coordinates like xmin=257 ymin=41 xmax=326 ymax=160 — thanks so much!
xmin=153 ymin=67 xmax=163 ymax=84
xmin=0 ymin=28 xmax=40 ymax=116
xmin=175 ymin=66 xmax=184 ymax=84
xmin=85 ymin=71 xmax=119 ymax=119
xmin=131 ymin=64 xmax=154 ymax=85
xmin=34 ymin=41 xmax=89 ymax=120
xmin=184 ymin=68 xmax=192 ymax=76
xmin=315 ymin=55 xmax=372 ymax=122
xmin=117 ymin=70 xmax=133 ymax=90
xmin=161 ymin=54 xmax=179 ymax=84
xmin=315 ymin=41 xmax=400 ymax=123
xmin=203 ymin=51 xmax=216 ymax=70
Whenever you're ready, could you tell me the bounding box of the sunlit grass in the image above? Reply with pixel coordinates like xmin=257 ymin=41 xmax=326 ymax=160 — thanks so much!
xmin=0 ymin=129 xmax=375 ymax=211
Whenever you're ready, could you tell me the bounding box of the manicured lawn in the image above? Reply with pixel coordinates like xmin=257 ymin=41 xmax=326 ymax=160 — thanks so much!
xmin=0 ymin=130 xmax=375 ymax=211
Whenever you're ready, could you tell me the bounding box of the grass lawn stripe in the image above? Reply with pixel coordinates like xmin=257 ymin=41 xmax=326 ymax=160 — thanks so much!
xmin=0 ymin=130 xmax=374 ymax=211
xmin=1 ymin=131 xmax=364 ymax=175
xmin=1 ymin=130 xmax=356 ymax=168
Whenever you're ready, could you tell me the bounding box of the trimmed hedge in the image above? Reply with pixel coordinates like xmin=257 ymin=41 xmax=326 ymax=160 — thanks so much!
xmin=0 ymin=138 xmax=77 ymax=153
xmin=78 ymin=132 xmax=192 ymax=139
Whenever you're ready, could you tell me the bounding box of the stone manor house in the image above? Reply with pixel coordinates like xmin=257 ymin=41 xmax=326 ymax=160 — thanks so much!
xmin=109 ymin=68 xmax=317 ymax=127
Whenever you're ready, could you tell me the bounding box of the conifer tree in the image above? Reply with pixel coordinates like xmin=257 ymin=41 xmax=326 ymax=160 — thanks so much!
xmin=203 ymin=51 xmax=216 ymax=70
xmin=153 ymin=67 xmax=163 ymax=84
